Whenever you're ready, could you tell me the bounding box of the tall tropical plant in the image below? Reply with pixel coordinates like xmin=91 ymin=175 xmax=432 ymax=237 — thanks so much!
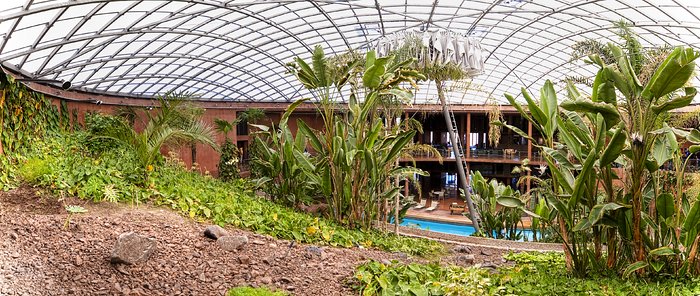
xmin=564 ymin=30 xmax=699 ymax=274
xmin=287 ymin=45 xmax=428 ymax=229
xmin=250 ymin=99 xmax=317 ymax=206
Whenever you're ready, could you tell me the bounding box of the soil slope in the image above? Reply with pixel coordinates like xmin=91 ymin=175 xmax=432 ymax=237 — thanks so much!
xmin=0 ymin=187 xmax=522 ymax=296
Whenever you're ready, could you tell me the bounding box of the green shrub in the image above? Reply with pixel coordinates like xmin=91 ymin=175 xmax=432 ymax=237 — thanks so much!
xmin=355 ymin=261 xmax=493 ymax=295
xmin=19 ymin=133 xmax=142 ymax=202
xmin=83 ymin=112 xmax=127 ymax=153
xmin=217 ymin=138 xmax=240 ymax=181
xmin=355 ymin=252 xmax=700 ymax=295
xmin=494 ymin=252 xmax=700 ymax=296
xmin=227 ymin=286 xmax=286 ymax=296
xmin=18 ymin=157 xmax=51 ymax=184
xmin=152 ymin=156 xmax=443 ymax=256
xmin=0 ymin=156 xmax=20 ymax=191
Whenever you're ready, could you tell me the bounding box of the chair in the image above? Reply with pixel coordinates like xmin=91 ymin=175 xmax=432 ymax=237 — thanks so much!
xmin=425 ymin=199 xmax=440 ymax=211
xmin=414 ymin=198 xmax=427 ymax=209
xmin=449 ymin=203 xmax=465 ymax=215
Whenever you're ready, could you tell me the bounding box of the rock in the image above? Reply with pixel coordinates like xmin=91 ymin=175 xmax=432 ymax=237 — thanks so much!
xmin=238 ymin=255 xmax=250 ymax=265
xmin=480 ymin=249 xmax=492 ymax=256
xmin=286 ymin=285 xmax=296 ymax=291
xmin=9 ymin=232 xmax=18 ymax=240
xmin=305 ymin=246 xmax=324 ymax=259
xmin=381 ymin=259 xmax=392 ymax=265
xmin=110 ymin=232 xmax=156 ymax=265
xmin=217 ymin=235 xmax=248 ymax=251
xmin=74 ymin=256 xmax=83 ymax=267
xmin=203 ymin=225 xmax=229 ymax=240
xmin=252 ymin=239 xmax=265 ymax=245
xmin=482 ymin=262 xmax=499 ymax=272
xmin=394 ymin=252 xmax=409 ymax=260
xmin=259 ymin=277 xmax=272 ymax=285
xmin=453 ymin=245 xmax=471 ymax=254
xmin=456 ymin=254 xmax=475 ymax=264
xmin=278 ymin=277 xmax=292 ymax=284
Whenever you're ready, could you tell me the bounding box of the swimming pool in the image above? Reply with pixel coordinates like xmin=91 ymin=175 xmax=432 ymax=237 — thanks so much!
xmin=400 ymin=217 xmax=536 ymax=241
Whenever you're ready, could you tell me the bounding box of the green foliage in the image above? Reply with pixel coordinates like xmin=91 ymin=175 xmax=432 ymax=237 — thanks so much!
xmin=64 ymin=205 xmax=87 ymax=230
xmin=154 ymin=153 xmax=441 ymax=256
xmin=18 ymin=133 xmax=142 ymax=202
xmin=14 ymin=132 xmax=442 ymax=256
xmin=89 ymin=92 xmax=216 ymax=182
xmin=355 ymin=260 xmax=493 ymax=296
xmin=501 ymin=23 xmax=700 ymax=277
xmin=84 ymin=112 xmax=126 ymax=153
xmin=250 ymin=99 xmax=319 ymax=207
xmin=470 ymin=171 xmax=529 ymax=240
xmin=217 ymin=138 xmax=240 ymax=181
xmin=0 ymin=72 xmax=62 ymax=155
xmin=0 ymin=156 xmax=19 ymax=190
xmin=285 ymin=46 xmax=427 ymax=230
xmin=355 ymin=252 xmax=700 ymax=295
xmin=227 ymin=286 xmax=287 ymax=296
xmin=495 ymin=252 xmax=700 ymax=296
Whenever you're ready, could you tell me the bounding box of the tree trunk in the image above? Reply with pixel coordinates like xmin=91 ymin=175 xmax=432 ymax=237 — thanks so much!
xmin=631 ymin=160 xmax=646 ymax=270
xmin=607 ymin=228 xmax=617 ymax=268
xmin=559 ymin=216 xmax=574 ymax=270
xmin=435 ymin=81 xmax=480 ymax=232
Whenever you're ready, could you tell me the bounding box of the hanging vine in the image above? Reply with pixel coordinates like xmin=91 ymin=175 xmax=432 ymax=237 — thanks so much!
xmin=486 ymin=97 xmax=503 ymax=147
xmin=0 ymin=72 xmax=63 ymax=157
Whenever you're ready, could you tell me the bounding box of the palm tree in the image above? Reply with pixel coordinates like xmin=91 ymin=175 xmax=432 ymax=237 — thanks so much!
xmin=94 ymin=92 xmax=216 ymax=182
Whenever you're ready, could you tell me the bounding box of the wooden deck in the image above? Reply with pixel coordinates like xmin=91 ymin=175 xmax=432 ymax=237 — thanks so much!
xmin=407 ymin=196 xmax=533 ymax=228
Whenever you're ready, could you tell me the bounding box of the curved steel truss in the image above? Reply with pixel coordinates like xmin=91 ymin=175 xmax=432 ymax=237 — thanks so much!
xmin=1 ymin=0 xmax=699 ymax=104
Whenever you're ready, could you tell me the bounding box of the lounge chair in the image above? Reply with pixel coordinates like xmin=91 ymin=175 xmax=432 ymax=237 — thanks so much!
xmin=414 ymin=198 xmax=427 ymax=209
xmin=425 ymin=199 xmax=439 ymax=211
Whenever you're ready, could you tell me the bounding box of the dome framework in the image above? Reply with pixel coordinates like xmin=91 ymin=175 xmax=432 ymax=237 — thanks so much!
xmin=0 ymin=0 xmax=699 ymax=104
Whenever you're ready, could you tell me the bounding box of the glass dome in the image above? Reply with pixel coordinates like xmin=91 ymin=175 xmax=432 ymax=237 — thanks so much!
xmin=0 ymin=0 xmax=699 ymax=104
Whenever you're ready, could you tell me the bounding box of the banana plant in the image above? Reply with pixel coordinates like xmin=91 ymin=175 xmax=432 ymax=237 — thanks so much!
xmin=494 ymin=79 xmax=586 ymax=270
xmin=560 ymin=36 xmax=698 ymax=276
xmin=617 ymin=127 xmax=700 ymax=277
xmin=250 ymin=99 xmax=318 ymax=207
xmin=288 ymin=46 xmax=427 ymax=230
xmin=470 ymin=171 xmax=532 ymax=240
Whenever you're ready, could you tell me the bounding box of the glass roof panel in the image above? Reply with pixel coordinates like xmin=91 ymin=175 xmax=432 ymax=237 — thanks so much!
xmin=1 ymin=0 xmax=699 ymax=104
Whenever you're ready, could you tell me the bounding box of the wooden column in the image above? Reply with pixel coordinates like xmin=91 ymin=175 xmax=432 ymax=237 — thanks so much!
xmin=232 ymin=111 xmax=238 ymax=143
xmin=527 ymin=121 xmax=532 ymax=193
xmin=465 ymin=112 xmax=471 ymax=158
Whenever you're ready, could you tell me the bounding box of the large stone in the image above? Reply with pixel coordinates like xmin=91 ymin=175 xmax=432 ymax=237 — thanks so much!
xmin=110 ymin=232 xmax=156 ymax=265
xmin=304 ymin=246 xmax=324 ymax=259
xmin=217 ymin=235 xmax=248 ymax=251
xmin=203 ymin=225 xmax=229 ymax=240
xmin=456 ymin=254 xmax=475 ymax=265
xmin=453 ymin=245 xmax=471 ymax=254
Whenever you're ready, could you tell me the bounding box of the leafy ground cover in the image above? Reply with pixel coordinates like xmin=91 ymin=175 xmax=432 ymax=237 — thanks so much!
xmin=227 ymin=286 xmax=288 ymax=296
xmin=11 ymin=132 xmax=442 ymax=256
xmin=355 ymin=252 xmax=700 ymax=295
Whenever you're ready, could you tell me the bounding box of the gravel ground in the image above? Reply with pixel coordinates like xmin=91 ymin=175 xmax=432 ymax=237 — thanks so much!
xmin=0 ymin=187 xmax=549 ymax=296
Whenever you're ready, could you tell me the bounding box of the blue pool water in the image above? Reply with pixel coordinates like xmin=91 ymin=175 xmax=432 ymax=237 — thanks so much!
xmin=400 ymin=217 xmax=536 ymax=241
